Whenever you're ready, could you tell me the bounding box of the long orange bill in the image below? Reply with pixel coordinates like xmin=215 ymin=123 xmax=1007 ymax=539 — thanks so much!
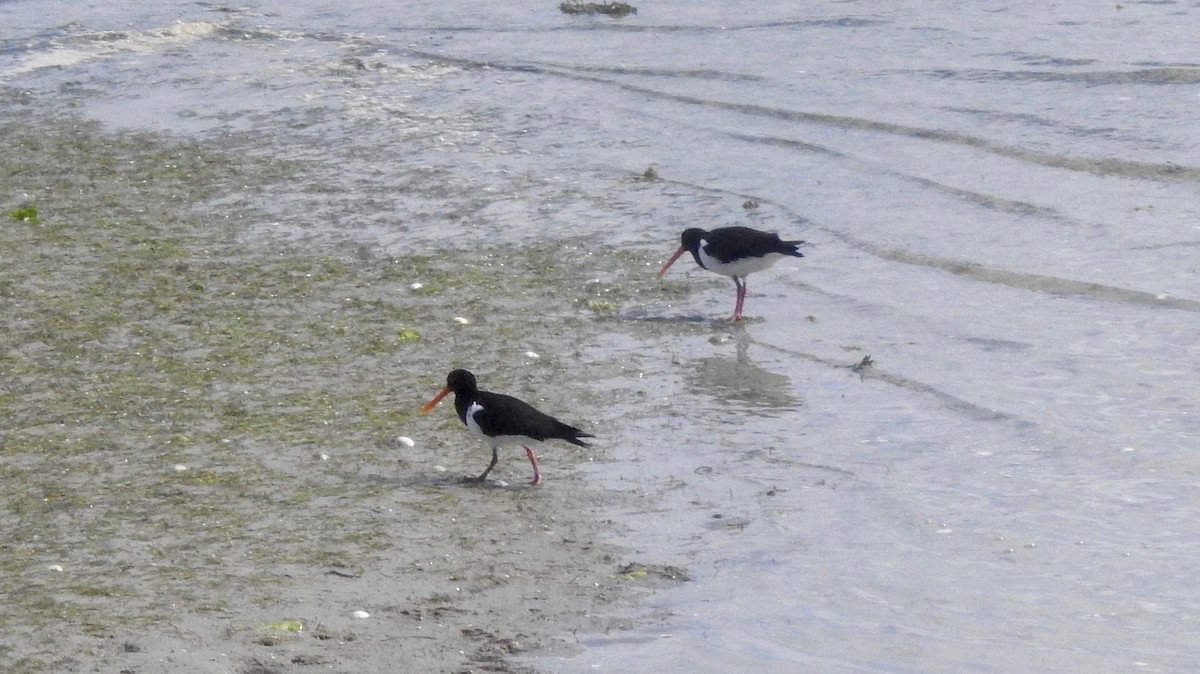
xmin=420 ymin=386 xmax=451 ymax=415
xmin=657 ymin=247 xmax=687 ymax=277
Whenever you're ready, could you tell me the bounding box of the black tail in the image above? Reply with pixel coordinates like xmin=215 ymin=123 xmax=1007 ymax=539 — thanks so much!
xmin=783 ymin=239 xmax=805 ymax=258
xmin=557 ymin=423 xmax=594 ymax=448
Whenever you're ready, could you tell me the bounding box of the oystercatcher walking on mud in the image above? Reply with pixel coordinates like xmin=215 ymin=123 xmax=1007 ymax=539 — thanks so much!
xmin=420 ymin=369 xmax=593 ymax=485
xmin=657 ymin=226 xmax=805 ymax=321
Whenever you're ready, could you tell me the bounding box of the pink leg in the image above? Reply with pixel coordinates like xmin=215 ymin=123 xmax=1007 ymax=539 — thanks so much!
xmin=732 ymin=277 xmax=746 ymax=321
xmin=467 ymin=447 xmax=500 ymax=483
xmin=524 ymin=446 xmax=542 ymax=485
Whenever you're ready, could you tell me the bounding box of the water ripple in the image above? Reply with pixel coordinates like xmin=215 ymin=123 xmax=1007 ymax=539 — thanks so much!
xmin=407 ymin=52 xmax=1200 ymax=183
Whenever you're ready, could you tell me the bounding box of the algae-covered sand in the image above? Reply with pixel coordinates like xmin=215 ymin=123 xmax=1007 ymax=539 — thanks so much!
xmin=0 ymin=112 xmax=690 ymax=672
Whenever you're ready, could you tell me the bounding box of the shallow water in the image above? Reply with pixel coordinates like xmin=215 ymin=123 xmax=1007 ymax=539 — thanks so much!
xmin=3 ymin=1 xmax=1199 ymax=671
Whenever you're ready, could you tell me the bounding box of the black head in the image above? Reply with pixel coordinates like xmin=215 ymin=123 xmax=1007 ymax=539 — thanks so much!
xmin=658 ymin=228 xmax=714 ymax=277
xmin=445 ymin=369 xmax=478 ymax=395
xmin=680 ymin=228 xmax=708 ymax=253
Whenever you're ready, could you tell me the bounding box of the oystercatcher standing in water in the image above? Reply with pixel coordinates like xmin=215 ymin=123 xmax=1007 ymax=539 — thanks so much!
xmin=657 ymin=226 xmax=805 ymax=321
xmin=420 ymin=369 xmax=593 ymax=485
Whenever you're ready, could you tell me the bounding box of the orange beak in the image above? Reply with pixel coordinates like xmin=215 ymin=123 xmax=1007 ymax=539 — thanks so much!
xmin=657 ymin=246 xmax=687 ymax=278
xmin=420 ymin=386 xmax=450 ymax=415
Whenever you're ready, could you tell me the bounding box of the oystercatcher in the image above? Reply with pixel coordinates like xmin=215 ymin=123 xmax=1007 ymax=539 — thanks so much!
xmin=419 ymin=369 xmax=593 ymax=485
xmin=657 ymin=226 xmax=805 ymax=321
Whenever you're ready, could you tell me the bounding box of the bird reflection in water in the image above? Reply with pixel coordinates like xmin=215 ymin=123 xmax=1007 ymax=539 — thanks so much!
xmin=684 ymin=330 xmax=801 ymax=416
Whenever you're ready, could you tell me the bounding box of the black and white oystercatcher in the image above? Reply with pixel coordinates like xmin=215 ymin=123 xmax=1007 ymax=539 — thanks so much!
xmin=419 ymin=369 xmax=593 ymax=485
xmin=657 ymin=226 xmax=805 ymax=321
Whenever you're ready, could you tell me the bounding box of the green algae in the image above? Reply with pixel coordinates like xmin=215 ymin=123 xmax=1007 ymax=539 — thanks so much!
xmin=7 ymin=206 xmax=39 ymax=224
xmin=261 ymin=618 xmax=305 ymax=633
xmin=0 ymin=112 xmax=639 ymax=671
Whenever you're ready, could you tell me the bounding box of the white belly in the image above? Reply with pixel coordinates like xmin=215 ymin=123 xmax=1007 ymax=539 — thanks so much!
xmin=697 ymin=243 xmax=787 ymax=278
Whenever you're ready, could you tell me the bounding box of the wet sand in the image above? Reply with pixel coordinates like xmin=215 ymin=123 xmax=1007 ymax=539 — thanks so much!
xmin=9 ymin=4 xmax=1200 ymax=670
xmin=0 ymin=112 xmax=687 ymax=673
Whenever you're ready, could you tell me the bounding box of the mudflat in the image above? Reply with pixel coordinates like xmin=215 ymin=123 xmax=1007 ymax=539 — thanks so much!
xmin=0 ymin=113 xmax=684 ymax=673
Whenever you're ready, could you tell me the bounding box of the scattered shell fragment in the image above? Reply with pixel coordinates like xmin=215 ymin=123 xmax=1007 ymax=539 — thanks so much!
xmin=48 ymin=564 xmax=63 ymax=572
xmin=352 ymin=610 xmax=370 ymax=619
xmin=410 ymin=282 xmax=423 ymax=290
xmin=524 ymin=351 xmax=539 ymax=359
xmin=453 ymin=316 xmax=470 ymax=325
xmin=173 ymin=464 xmax=188 ymax=472
xmin=396 ymin=436 xmax=415 ymax=447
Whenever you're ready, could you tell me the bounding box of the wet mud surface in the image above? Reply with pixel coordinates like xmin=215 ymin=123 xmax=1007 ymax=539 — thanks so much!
xmin=0 ymin=110 xmax=692 ymax=673
xmin=7 ymin=5 xmax=1200 ymax=671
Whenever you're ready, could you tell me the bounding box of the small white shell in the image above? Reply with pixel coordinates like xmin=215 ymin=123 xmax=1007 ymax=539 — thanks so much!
xmin=524 ymin=351 xmax=539 ymax=359
xmin=396 ymin=436 xmax=415 ymax=447
xmin=410 ymin=282 xmax=423 ymax=290
xmin=352 ymin=610 xmax=370 ymax=619
xmin=173 ymin=464 xmax=188 ymax=472
xmin=453 ymin=316 xmax=470 ymax=325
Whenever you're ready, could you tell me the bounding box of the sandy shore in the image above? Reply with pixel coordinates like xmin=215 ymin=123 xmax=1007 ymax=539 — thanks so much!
xmin=0 ymin=112 xmax=688 ymax=673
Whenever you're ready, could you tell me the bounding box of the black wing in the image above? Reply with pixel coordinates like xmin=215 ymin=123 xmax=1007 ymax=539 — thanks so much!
xmin=707 ymin=226 xmax=804 ymax=263
xmin=474 ymin=391 xmax=593 ymax=446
